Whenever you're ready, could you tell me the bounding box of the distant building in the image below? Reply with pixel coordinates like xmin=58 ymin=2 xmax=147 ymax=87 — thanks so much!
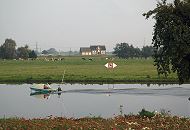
xmin=80 ymin=47 xmax=92 ymax=55
xmin=80 ymin=45 xmax=106 ymax=55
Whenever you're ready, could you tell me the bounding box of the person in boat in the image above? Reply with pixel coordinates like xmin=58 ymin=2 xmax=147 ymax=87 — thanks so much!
xmin=44 ymin=84 xmax=49 ymax=89
xmin=58 ymin=87 xmax=62 ymax=91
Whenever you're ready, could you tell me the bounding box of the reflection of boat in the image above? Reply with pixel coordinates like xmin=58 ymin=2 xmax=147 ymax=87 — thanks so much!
xmin=30 ymin=91 xmax=51 ymax=99
xmin=30 ymin=90 xmax=63 ymax=99
xmin=30 ymin=84 xmax=57 ymax=93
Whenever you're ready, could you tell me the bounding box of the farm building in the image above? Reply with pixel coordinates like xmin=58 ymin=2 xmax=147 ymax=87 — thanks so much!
xmin=80 ymin=45 xmax=106 ymax=55
xmin=80 ymin=47 xmax=92 ymax=55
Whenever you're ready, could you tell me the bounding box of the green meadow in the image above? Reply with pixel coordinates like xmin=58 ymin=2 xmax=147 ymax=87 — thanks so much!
xmin=0 ymin=56 xmax=177 ymax=83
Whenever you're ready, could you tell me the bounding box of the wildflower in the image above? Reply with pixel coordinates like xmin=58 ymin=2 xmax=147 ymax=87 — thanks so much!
xmin=126 ymin=122 xmax=139 ymax=125
xmin=127 ymin=128 xmax=135 ymax=130
xmin=142 ymin=127 xmax=151 ymax=130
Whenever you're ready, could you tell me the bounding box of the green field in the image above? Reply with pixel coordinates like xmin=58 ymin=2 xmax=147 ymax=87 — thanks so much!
xmin=0 ymin=56 xmax=178 ymax=83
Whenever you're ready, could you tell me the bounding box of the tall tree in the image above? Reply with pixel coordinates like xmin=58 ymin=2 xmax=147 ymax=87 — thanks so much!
xmin=0 ymin=39 xmax=17 ymax=59
xmin=29 ymin=50 xmax=37 ymax=58
xmin=113 ymin=43 xmax=131 ymax=58
xmin=143 ymin=0 xmax=190 ymax=83
xmin=16 ymin=45 xmax=30 ymax=59
xmin=113 ymin=43 xmax=143 ymax=58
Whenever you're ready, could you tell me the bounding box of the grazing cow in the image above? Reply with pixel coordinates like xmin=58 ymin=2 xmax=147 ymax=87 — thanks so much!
xmin=44 ymin=58 xmax=49 ymax=61
xmin=18 ymin=58 xmax=23 ymax=60
xmin=82 ymin=57 xmax=86 ymax=60
xmin=89 ymin=58 xmax=93 ymax=61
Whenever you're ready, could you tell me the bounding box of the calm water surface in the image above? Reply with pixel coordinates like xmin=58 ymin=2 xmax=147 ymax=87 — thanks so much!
xmin=0 ymin=84 xmax=190 ymax=119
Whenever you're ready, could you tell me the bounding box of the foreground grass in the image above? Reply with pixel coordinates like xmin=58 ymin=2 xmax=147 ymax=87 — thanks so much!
xmin=0 ymin=56 xmax=178 ymax=83
xmin=0 ymin=115 xmax=190 ymax=130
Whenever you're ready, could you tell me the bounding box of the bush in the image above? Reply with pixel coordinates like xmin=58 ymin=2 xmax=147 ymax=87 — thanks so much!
xmin=139 ymin=108 xmax=155 ymax=118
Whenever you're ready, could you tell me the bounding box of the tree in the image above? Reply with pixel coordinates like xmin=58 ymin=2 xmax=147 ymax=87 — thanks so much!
xmin=143 ymin=0 xmax=190 ymax=83
xmin=113 ymin=43 xmax=144 ymax=58
xmin=47 ymin=48 xmax=58 ymax=54
xmin=113 ymin=43 xmax=131 ymax=58
xmin=29 ymin=50 xmax=37 ymax=58
xmin=0 ymin=46 xmax=2 ymax=58
xmin=42 ymin=50 xmax=48 ymax=55
xmin=0 ymin=39 xmax=17 ymax=59
xmin=142 ymin=46 xmax=154 ymax=59
xmin=16 ymin=45 xmax=30 ymax=59
xmin=134 ymin=48 xmax=142 ymax=58
xmin=113 ymin=43 xmax=143 ymax=58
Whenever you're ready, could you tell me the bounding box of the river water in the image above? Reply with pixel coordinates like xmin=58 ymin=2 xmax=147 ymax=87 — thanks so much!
xmin=0 ymin=84 xmax=190 ymax=119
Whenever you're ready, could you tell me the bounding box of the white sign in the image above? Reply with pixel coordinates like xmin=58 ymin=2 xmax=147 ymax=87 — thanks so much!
xmin=105 ymin=62 xmax=117 ymax=69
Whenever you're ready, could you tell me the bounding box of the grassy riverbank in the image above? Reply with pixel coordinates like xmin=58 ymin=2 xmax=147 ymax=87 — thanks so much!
xmin=1 ymin=114 xmax=190 ymax=129
xmin=0 ymin=56 xmax=178 ymax=84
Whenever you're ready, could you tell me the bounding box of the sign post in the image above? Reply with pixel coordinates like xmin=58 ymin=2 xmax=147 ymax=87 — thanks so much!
xmin=105 ymin=62 xmax=117 ymax=69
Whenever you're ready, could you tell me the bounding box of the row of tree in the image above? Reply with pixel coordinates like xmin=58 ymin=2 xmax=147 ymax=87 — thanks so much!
xmin=0 ymin=39 xmax=37 ymax=59
xmin=0 ymin=39 xmax=153 ymax=59
xmin=113 ymin=43 xmax=153 ymax=59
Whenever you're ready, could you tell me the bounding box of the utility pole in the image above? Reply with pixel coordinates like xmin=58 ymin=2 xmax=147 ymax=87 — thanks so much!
xmin=35 ymin=42 xmax=38 ymax=52
xmin=143 ymin=38 xmax=146 ymax=47
xmin=69 ymin=48 xmax=71 ymax=56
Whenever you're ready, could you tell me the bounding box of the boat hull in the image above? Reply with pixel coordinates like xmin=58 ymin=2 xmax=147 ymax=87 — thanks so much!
xmin=30 ymin=87 xmax=56 ymax=93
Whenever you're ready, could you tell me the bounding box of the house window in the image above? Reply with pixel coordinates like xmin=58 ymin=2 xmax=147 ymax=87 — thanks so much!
xmin=101 ymin=51 xmax=106 ymax=54
xmin=92 ymin=51 xmax=96 ymax=55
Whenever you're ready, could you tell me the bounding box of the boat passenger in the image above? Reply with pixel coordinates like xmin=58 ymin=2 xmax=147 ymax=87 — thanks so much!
xmin=44 ymin=84 xmax=49 ymax=89
xmin=58 ymin=87 xmax=62 ymax=91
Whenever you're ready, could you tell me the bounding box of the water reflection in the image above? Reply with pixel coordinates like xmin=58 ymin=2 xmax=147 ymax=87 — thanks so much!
xmin=30 ymin=91 xmax=62 ymax=99
xmin=30 ymin=92 xmax=51 ymax=99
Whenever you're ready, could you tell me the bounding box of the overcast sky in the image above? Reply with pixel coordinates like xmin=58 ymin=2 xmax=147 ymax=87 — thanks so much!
xmin=0 ymin=0 xmax=158 ymax=51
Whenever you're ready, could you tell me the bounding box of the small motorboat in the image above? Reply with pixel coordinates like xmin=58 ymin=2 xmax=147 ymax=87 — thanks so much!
xmin=30 ymin=84 xmax=57 ymax=93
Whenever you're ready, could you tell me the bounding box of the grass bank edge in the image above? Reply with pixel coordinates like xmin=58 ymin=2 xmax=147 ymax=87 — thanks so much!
xmin=0 ymin=76 xmax=181 ymax=84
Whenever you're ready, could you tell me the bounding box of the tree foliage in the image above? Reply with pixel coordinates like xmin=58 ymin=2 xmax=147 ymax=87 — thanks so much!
xmin=16 ymin=45 xmax=37 ymax=59
xmin=0 ymin=39 xmax=37 ymax=59
xmin=113 ymin=43 xmax=136 ymax=58
xmin=113 ymin=43 xmax=153 ymax=59
xmin=142 ymin=46 xmax=154 ymax=59
xmin=42 ymin=48 xmax=58 ymax=55
xmin=143 ymin=0 xmax=190 ymax=83
xmin=0 ymin=39 xmax=17 ymax=59
xmin=42 ymin=50 xmax=49 ymax=55
xmin=29 ymin=50 xmax=37 ymax=59
xmin=17 ymin=45 xmax=30 ymax=59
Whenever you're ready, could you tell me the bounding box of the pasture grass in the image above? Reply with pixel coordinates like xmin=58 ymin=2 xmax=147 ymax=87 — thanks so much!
xmin=0 ymin=56 xmax=178 ymax=83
